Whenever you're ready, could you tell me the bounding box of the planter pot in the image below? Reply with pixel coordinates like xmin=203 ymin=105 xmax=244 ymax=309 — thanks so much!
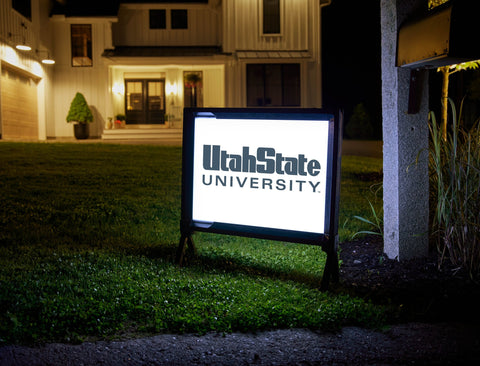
xmin=74 ymin=123 xmax=89 ymax=140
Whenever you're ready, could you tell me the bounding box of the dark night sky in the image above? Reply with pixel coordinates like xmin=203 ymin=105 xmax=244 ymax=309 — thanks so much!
xmin=322 ymin=0 xmax=382 ymax=139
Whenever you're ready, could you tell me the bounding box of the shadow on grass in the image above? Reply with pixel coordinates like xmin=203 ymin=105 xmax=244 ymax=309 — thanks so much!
xmin=195 ymin=252 xmax=325 ymax=288
xmin=130 ymin=242 xmax=326 ymax=289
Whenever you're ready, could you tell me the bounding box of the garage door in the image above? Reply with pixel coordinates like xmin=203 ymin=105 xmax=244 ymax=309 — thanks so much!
xmin=1 ymin=64 xmax=38 ymax=140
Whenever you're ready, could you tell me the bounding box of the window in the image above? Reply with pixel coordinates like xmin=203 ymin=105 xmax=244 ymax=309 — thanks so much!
xmin=247 ymin=64 xmax=300 ymax=107
xmin=149 ymin=9 xmax=166 ymax=29
xmin=184 ymin=71 xmax=203 ymax=108
xmin=263 ymin=0 xmax=280 ymax=34
xmin=12 ymin=0 xmax=31 ymax=20
xmin=71 ymin=25 xmax=92 ymax=67
xmin=171 ymin=9 xmax=188 ymax=29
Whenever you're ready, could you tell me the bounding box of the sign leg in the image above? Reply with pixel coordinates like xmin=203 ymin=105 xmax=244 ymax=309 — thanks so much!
xmin=176 ymin=234 xmax=197 ymax=266
xmin=320 ymin=248 xmax=339 ymax=291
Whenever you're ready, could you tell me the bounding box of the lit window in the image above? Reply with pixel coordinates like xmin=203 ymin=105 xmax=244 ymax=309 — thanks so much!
xmin=71 ymin=25 xmax=92 ymax=67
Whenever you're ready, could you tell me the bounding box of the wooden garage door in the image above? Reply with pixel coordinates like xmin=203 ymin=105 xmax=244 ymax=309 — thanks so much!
xmin=1 ymin=65 xmax=38 ymax=140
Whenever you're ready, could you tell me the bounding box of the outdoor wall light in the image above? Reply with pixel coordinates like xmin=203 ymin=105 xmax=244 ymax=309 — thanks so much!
xmin=167 ymin=82 xmax=178 ymax=96
xmin=16 ymin=41 xmax=31 ymax=51
xmin=9 ymin=22 xmax=32 ymax=51
xmin=8 ymin=32 xmax=32 ymax=51
xmin=112 ymin=82 xmax=124 ymax=95
xmin=36 ymin=49 xmax=55 ymax=65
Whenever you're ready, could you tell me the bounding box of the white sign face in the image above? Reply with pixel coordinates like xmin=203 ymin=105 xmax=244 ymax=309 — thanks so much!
xmin=192 ymin=117 xmax=330 ymax=234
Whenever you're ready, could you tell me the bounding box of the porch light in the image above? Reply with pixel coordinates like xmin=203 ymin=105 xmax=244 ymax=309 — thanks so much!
xmin=112 ymin=82 xmax=125 ymax=95
xmin=167 ymin=82 xmax=178 ymax=95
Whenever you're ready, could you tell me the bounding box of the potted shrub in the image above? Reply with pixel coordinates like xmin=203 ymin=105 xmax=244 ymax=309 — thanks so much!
xmin=115 ymin=114 xmax=126 ymax=128
xmin=66 ymin=92 xmax=93 ymax=139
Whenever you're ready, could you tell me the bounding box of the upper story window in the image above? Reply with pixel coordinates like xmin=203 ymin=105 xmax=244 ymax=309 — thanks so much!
xmin=262 ymin=0 xmax=281 ymax=34
xmin=171 ymin=9 xmax=188 ymax=29
xmin=12 ymin=0 xmax=31 ymax=20
xmin=149 ymin=9 xmax=166 ymax=29
xmin=148 ymin=9 xmax=188 ymax=30
xmin=71 ymin=24 xmax=92 ymax=67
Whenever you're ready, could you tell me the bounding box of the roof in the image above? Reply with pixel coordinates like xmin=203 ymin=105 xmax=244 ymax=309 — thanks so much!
xmin=50 ymin=0 xmax=209 ymax=17
xmin=236 ymin=50 xmax=312 ymax=59
xmin=119 ymin=1 xmax=208 ymax=3
xmin=51 ymin=0 xmax=120 ymax=17
xmin=102 ymin=46 xmax=225 ymax=58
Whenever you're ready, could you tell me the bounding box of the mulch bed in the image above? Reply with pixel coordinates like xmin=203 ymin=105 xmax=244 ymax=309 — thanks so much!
xmin=337 ymin=236 xmax=480 ymax=323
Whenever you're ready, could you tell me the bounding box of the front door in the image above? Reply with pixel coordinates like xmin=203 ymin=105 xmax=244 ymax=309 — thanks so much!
xmin=125 ymin=79 xmax=165 ymax=124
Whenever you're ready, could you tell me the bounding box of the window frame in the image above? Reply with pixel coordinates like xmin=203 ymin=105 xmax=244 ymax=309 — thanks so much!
xmin=259 ymin=0 xmax=284 ymax=37
xmin=246 ymin=63 xmax=301 ymax=107
xmin=149 ymin=9 xmax=167 ymax=29
xmin=70 ymin=24 xmax=93 ymax=67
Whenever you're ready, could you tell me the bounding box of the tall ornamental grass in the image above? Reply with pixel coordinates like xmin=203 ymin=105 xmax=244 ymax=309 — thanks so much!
xmin=429 ymin=99 xmax=480 ymax=279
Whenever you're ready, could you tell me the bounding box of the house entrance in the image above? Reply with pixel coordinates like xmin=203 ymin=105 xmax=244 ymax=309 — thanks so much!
xmin=125 ymin=79 xmax=165 ymax=124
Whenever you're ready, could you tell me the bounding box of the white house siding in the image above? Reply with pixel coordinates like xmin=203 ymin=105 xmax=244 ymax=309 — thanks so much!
xmin=203 ymin=67 xmax=225 ymax=107
xmin=112 ymin=3 xmax=221 ymax=47
xmin=0 ymin=0 xmax=54 ymax=140
xmin=223 ymin=0 xmax=323 ymax=108
xmin=223 ymin=0 xmax=313 ymax=52
xmin=1 ymin=0 xmax=328 ymax=140
xmin=50 ymin=18 xmax=116 ymax=138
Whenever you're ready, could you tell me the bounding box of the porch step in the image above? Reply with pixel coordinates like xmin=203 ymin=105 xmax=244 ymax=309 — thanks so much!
xmin=102 ymin=127 xmax=182 ymax=142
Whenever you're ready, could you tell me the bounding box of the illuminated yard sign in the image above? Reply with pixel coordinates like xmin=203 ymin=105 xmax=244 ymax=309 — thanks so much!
xmin=178 ymin=108 xmax=343 ymax=288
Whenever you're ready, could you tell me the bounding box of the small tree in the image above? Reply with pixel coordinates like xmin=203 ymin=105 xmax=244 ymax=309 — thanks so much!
xmin=66 ymin=92 xmax=93 ymax=124
xmin=345 ymin=103 xmax=374 ymax=140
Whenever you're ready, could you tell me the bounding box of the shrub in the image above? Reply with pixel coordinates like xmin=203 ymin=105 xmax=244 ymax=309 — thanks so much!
xmin=345 ymin=103 xmax=374 ymax=140
xmin=429 ymin=99 xmax=480 ymax=279
xmin=66 ymin=93 xmax=93 ymax=124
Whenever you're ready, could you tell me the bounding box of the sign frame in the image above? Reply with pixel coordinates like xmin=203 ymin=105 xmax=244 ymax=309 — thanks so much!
xmin=178 ymin=108 xmax=342 ymax=289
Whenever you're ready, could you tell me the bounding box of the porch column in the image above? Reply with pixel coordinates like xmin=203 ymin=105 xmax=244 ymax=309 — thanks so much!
xmin=381 ymin=0 xmax=429 ymax=260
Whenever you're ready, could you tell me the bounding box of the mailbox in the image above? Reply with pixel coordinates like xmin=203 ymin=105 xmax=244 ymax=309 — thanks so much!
xmin=397 ymin=1 xmax=480 ymax=68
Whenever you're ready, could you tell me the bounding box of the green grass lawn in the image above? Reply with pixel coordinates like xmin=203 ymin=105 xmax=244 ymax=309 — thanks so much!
xmin=0 ymin=142 xmax=383 ymax=344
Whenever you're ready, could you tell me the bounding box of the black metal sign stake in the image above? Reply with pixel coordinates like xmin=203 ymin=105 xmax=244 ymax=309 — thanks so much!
xmin=176 ymin=231 xmax=196 ymax=266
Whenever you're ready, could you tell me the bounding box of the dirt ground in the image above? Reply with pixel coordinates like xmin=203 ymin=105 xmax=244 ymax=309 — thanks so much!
xmin=1 ymin=237 xmax=480 ymax=365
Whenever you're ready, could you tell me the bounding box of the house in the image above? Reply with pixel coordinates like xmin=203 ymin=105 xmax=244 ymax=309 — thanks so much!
xmin=0 ymin=0 xmax=331 ymax=141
